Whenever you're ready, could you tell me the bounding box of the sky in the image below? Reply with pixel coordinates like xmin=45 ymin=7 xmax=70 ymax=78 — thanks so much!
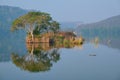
xmin=0 ymin=0 xmax=120 ymax=23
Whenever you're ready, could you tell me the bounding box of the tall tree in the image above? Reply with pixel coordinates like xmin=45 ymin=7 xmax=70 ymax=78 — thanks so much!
xmin=11 ymin=11 xmax=59 ymax=42
xmin=50 ymin=21 xmax=60 ymax=33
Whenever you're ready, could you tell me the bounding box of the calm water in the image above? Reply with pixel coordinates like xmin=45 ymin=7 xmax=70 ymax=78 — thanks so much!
xmin=0 ymin=36 xmax=120 ymax=80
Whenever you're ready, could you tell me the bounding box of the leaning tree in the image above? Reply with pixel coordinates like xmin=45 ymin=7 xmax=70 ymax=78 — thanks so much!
xmin=11 ymin=11 xmax=60 ymax=42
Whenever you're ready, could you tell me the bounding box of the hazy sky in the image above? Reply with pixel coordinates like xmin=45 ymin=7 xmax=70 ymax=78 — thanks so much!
xmin=0 ymin=0 xmax=120 ymax=23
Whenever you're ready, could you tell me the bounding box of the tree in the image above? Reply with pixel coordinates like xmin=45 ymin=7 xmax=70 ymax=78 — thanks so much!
xmin=11 ymin=11 xmax=60 ymax=42
xmin=50 ymin=21 xmax=60 ymax=33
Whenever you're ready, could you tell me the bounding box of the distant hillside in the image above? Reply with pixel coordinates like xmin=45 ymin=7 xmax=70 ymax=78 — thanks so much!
xmin=0 ymin=5 xmax=28 ymax=43
xmin=60 ymin=21 xmax=83 ymax=32
xmin=76 ymin=15 xmax=120 ymax=39
xmin=0 ymin=5 xmax=28 ymax=27
xmin=77 ymin=15 xmax=120 ymax=28
xmin=75 ymin=15 xmax=120 ymax=50
xmin=0 ymin=5 xmax=28 ymax=61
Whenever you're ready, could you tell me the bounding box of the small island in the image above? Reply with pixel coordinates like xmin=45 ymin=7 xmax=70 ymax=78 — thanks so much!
xmin=11 ymin=11 xmax=84 ymax=44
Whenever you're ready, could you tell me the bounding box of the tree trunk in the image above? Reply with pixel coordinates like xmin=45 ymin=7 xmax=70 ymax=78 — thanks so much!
xmin=30 ymin=31 xmax=34 ymax=42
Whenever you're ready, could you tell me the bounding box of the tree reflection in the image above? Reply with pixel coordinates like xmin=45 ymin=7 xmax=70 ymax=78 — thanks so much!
xmin=11 ymin=43 xmax=83 ymax=72
xmin=11 ymin=43 xmax=60 ymax=72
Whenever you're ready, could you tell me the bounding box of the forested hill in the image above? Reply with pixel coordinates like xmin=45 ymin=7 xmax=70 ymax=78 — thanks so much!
xmin=0 ymin=5 xmax=28 ymax=28
xmin=0 ymin=5 xmax=28 ymax=47
xmin=75 ymin=15 xmax=120 ymax=50
xmin=0 ymin=5 xmax=28 ymax=42
xmin=77 ymin=15 xmax=120 ymax=28
xmin=76 ymin=15 xmax=120 ymax=38
xmin=0 ymin=5 xmax=28 ymax=60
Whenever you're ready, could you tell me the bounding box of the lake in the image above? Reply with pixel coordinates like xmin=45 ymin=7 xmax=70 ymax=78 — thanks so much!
xmin=0 ymin=31 xmax=120 ymax=80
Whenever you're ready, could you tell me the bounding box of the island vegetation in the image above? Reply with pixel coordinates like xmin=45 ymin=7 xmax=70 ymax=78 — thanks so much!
xmin=11 ymin=11 xmax=84 ymax=44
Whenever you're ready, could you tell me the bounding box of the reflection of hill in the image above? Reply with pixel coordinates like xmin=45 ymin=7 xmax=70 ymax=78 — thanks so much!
xmin=101 ymin=39 xmax=120 ymax=50
xmin=87 ymin=37 xmax=120 ymax=50
xmin=0 ymin=54 xmax=10 ymax=62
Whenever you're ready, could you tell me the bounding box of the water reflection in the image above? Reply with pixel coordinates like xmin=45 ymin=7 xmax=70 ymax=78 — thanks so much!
xmin=11 ymin=43 xmax=60 ymax=72
xmin=86 ymin=36 xmax=120 ymax=50
xmin=26 ymin=42 xmax=83 ymax=50
xmin=11 ymin=43 xmax=83 ymax=72
xmin=91 ymin=37 xmax=99 ymax=48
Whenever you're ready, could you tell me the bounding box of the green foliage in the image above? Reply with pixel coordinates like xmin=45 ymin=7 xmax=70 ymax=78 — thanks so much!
xmin=33 ymin=26 xmax=40 ymax=35
xmin=56 ymin=35 xmax=65 ymax=43
xmin=11 ymin=11 xmax=60 ymax=35
xmin=50 ymin=21 xmax=60 ymax=33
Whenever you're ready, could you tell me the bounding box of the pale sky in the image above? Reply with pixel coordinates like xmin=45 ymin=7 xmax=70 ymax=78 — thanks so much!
xmin=0 ymin=0 xmax=120 ymax=23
